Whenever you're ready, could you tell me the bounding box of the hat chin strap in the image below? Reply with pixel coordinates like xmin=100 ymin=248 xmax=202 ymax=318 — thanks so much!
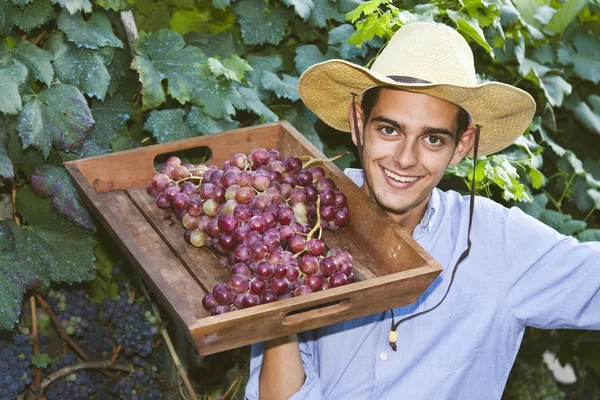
xmin=350 ymin=93 xmax=481 ymax=352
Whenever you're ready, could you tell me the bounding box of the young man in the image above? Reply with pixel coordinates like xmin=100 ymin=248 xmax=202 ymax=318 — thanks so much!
xmin=245 ymin=22 xmax=600 ymax=399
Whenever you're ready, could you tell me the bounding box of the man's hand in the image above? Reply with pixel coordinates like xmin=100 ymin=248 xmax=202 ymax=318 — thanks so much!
xmin=259 ymin=334 xmax=306 ymax=400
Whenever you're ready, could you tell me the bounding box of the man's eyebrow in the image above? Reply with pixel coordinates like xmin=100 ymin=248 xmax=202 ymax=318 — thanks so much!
xmin=423 ymin=126 xmax=455 ymax=137
xmin=371 ymin=116 xmax=455 ymax=137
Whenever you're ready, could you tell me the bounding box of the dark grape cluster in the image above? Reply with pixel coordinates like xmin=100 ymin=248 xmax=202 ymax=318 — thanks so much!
xmin=0 ymin=334 xmax=33 ymax=399
xmin=106 ymin=365 xmax=162 ymax=400
xmin=45 ymin=353 xmax=94 ymax=400
xmin=146 ymin=149 xmax=355 ymax=314
xmin=47 ymin=288 xmax=101 ymax=337
xmin=102 ymin=286 xmax=160 ymax=357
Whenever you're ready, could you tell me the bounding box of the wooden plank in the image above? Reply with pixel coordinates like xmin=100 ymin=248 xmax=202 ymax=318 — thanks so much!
xmin=190 ymin=266 xmax=440 ymax=355
xmin=64 ymin=123 xmax=281 ymax=194
xmin=126 ymin=186 xmax=229 ymax=292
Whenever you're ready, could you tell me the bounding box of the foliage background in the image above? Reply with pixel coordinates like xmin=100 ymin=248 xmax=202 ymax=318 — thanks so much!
xmin=0 ymin=0 xmax=599 ymax=397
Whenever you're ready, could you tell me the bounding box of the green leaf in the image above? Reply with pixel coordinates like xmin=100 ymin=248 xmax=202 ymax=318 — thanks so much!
xmin=17 ymin=84 xmax=93 ymax=159
xmin=282 ymin=0 xmax=314 ymax=20
xmin=511 ymin=0 xmax=551 ymax=28
xmin=516 ymin=193 xmax=549 ymax=219
xmin=0 ymin=220 xmax=41 ymax=330
xmin=93 ymin=0 xmax=133 ymax=11
xmin=43 ymin=32 xmax=111 ymax=100
xmin=283 ymin=104 xmax=323 ymax=152
xmin=567 ymin=95 xmax=600 ymax=136
xmin=132 ymin=29 xmax=206 ymax=110
xmin=0 ymin=124 xmax=14 ymax=179
xmin=57 ymin=10 xmax=123 ymax=49
xmin=10 ymin=38 xmax=54 ymax=86
xmin=10 ymin=0 xmax=33 ymax=7
xmin=212 ymin=0 xmax=229 ymax=9
xmin=578 ymin=229 xmax=600 ymax=242
xmin=260 ymin=71 xmax=299 ymax=101
xmin=51 ymin=0 xmax=92 ymax=14
xmin=15 ymin=188 xmax=96 ymax=284
xmin=144 ymin=109 xmax=196 ymax=143
xmin=528 ymin=168 xmax=544 ymax=189
xmin=0 ymin=59 xmax=27 ymax=115
xmin=246 ymin=54 xmax=284 ymax=100
xmin=557 ymin=219 xmax=587 ymax=236
xmin=191 ymin=76 xmax=244 ymax=119
xmin=446 ymin=10 xmax=493 ymax=56
xmin=329 ymin=24 xmax=367 ymax=60
xmin=345 ymin=0 xmax=388 ymax=23
xmin=236 ymin=86 xmax=278 ymax=123
xmin=309 ymin=0 xmax=345 ymax=28
xmin=30 ymin=165 xmax=96 ymax=230
xmin=7 ymin=0 xmax=55 ymax=33
xmin=207 ymin=55 xmax=252 ymax=82
xmin=134 ymin=1 xmax=170 ymax=32
xmin=87 ymin=93 xmax=133 ymax=147
xmin=111 ymin=135 xmax=139 ymax=152
xmin=533 ymin=5 xmax=556 ymax=25
xmin=557 ymin=33 xmax=600 ymax=84
xmin=519 ymin=59 xmax=572 ymax=106
xmin=185 ymin=31 xmax=243 ymax=59
xmin=169 ymin=7 xmax=211 ymax=36
xmin=32 ymin=353 xmax=52 ymax=368
xmin=294 ymin=44 xmax=338 ymax=74
xmin=543 ymin=0 xmax=588 ymax=35
xmin=234 ymin=0 xmax=290 ymax=46
xmin=106 ymin=48 xmax=134 ymax=97
xmin=187 ymin=106 xmax=239 ymax=135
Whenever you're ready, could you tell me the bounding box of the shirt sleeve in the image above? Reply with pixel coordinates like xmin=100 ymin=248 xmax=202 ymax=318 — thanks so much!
xmin=244 ymin=331 xmax=324 ymax=400
xmin=504 ymin=206 xmax=600 ymax=329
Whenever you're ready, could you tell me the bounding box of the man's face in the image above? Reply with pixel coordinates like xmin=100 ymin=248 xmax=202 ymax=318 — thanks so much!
xmin=352 ymin=88 xmax=473 ymax=223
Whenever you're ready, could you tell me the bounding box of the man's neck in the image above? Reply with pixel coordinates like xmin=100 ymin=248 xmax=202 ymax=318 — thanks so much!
xmin=385 ymin=200 xmax=429 ymax=237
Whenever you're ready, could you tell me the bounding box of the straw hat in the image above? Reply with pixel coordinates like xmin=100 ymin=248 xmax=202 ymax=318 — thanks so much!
xmin=297 ymin=22 xmax=536 ymax=156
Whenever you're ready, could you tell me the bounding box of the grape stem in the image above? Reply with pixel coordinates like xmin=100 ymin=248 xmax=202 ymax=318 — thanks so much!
xmin=29 ymin=296 xmax=42 ymax=400
xmin=136 ymin=278 xmax=197 ymax=400
xmin=11 ymin=180 xmax=21 ymax=227
xmin=294 ymin=195 xmax=322 ymax=257
xmin=221 ymin=360 xmax=250 ymax=400
xmin=300 ymin=151 xmax=349 ymax=169
xmin=111 ymin=344 xmax=123 ymax=363
xmin=172 ymin=176 xmax=203 ymax=185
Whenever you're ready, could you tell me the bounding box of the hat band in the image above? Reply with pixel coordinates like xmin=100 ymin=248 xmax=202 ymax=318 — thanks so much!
xmin=388 ymin=75 xmax=431 ymax=84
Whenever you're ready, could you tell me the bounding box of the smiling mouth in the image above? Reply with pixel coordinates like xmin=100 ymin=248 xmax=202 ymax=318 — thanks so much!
xmin=382 ymin=167 xmax=422 ymax=183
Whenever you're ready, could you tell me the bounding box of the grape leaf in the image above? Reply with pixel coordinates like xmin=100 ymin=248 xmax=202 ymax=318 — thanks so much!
xmin=43 ymin=32 xmax=111 ymax=100
xmin=15 ymin=188 xmax=96 ymax=284
xmin=557 ymin=33 xmax=600 ymax=84
xmin=309 ymin=0 xmax=345 ymax=28
xmin=283 ymin=104 xmax=323 ymax=151
xmin=578 ymin=229 xmax=600 ymax=242
xmin=294 ymin=44 xmax=338 ymax=74
xmin=282 ymin=0 xmax=314 ymax=20
xmin=17 ymin=84 xmax=93 ymax=159
xmin=111 ymin=136 xmax=139 ymax=152
xmin=185 ymin=31 xmax=243 ymax=59
xmin=236 ymin=86 xmax=278 ymax=123
xmin=329 ymin=24 xmax=367 ymax=60
xmin=519 ymin=58 xmax=572 ymax=107
xmin=131 ymin=29 xmax=206 ymax=110
xmin=187 ymin=106 xmax=239 ymax=135
xmin=346 ymin=0 xmax=389 ymax=23
xmin=51 ymin=0 xmax=92 ymax=14
xmin=87 ymin=93 xmax=132 ymax=147
xmin=144 ymin=109 xmax=196 ymax=143
xmin=106 ymin=48 xmax=134 ymax=97
xmin=207 ymin=56 xmax=252 ymax=82
xmin=566 ymin=95 xmax=600 ymax=136
xmin=0 ymin=59 xmax=27 ymax=115
xmin=234 ymin=0 xmax=290 ymax=46
xmin=0 ymin=40 xmax=10 ymax=67
xmin=30 ymin=165 xmax=96 ymax=231
xmin=7 ymin=0 xmax=55 ymax=33
xmin=261 ymin=71 xmax=299 ymax=101
xmin=246 ymin=54 xmax=284 ymax=101
xmin=192 ymin=76 xmax=245 ymax=119
xmin=32 ymin=354 xmax=52 ymax=368
xmin=93 ymin=0 xmax=133 ymax=11
xmin=169 ymin=7 xmax=211 ymax=36
xmin=544 ymin=0 xmax=588 ymax=36
xmin=57 ymin=10 xmax=123 ymax=49
xmin=0 ymin=124 xmax=14 ymax=179
xmin=10 ymin=0 xmax=33 ymax=7
xmin=0 ymin=220 xmax=41 ymax=330
xmin=9 ymin=38 xmax=53 ymax=86
xmin=446 ymin=10 xmax=493 ymax=56
xmin=533 ymin=5 xmax=555 ymax=25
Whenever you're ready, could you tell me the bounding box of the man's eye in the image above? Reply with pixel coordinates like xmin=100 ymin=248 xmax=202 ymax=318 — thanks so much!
xmin=425 ymin=136 xmax=443 ymax=145
xmin=380 ymin=127 xmax=396 ymax=136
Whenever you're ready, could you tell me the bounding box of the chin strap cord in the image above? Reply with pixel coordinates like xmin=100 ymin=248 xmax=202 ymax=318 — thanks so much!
xmin=387 ymin=125 xmax=481 ymax=351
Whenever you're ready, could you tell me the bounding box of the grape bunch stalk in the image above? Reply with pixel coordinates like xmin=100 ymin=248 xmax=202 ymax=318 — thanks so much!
xmin=147 ymin=148 xmax=355 ymax=314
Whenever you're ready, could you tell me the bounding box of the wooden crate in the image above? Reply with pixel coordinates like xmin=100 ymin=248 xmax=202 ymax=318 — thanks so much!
xmin=65 ymin=121 xmax=443 ymax=355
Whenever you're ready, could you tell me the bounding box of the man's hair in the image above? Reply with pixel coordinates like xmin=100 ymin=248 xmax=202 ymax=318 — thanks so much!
xmin=360 ymin=86 xmax=471 ymax=145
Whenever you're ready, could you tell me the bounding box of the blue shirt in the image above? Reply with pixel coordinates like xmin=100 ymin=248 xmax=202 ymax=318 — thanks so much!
xmin=245 ymin=168 xmax=600 ymax=400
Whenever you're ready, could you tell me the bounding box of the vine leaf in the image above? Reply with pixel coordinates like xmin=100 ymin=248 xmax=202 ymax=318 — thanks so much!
xmin=578 ymin=229 xmax=600 ymax=242
xmin=294 ymin=44 xmax=338 ymax=74
xmin=328 ymin=24 xmax=367 ymax=60
xmin=0 ymin=125 xmax=14 ymax=179
xmin=94 ymin=0 xmax=133 ymax=11
xmin=0 ymin=220 xmax=41 ymax=331
xmin=519 ymin=58 xmax=572 ymax=107
xmin=283 ymin=104 xmax=323 ymax=152
xmin=185 ymin=31 xmax=243 ymax=59
xmin=234 ymin=0 xmax=290 ymax=46
xmin=30 ymin=165 xmax=96 ymax=231
xmin=57 ymin=10 xmax=123 ymax=49
xmin=10 ymin=0 xmax=33 ymax=7
xmin=187 ymin=106 xmax=239 ymax=135
xmin=207 ymin=56 xmax=252 ymax=82
xmin=446 ymin=10 xmax=493 ymax=56
xmin=144 ymin=109 xmax=196 ymax=143
xmin=246 ymin=54 xmax=284 ymax=101
xmin=6 ymin=0 xmax=55 ymax=33
xmin=309 ymin=0 xmax=345 ymax=28
xmin=15 ymin=188 xmax=96 ymax=285
xmin=132 ymin=29 xmax=206 ymax=110
xmin=10 ymin=38 xmax=54 ymax=86
xmin=31 ymin=354 xmax=52 ymax=368
xmin=261 ymin=71 xmax=299 ymax=101
xmin=51 ymin=0 xmax=92 ymax=14
xmin=557 ymin=33 xmax=600 ymax=84
xmin=282 ymin=0 xmax=314 ymax=20
xmin=236 ymin=86 xmax=278 ymax=123
xmin=0 ymin=59 xmax=27 ymax=115
xmin=192 ymin=76 xmax=245 ymax=119
xmin=17 ymin=84 xmax=94 ymax=159
xmin=88 ymin=93 xmax=133 ymax=147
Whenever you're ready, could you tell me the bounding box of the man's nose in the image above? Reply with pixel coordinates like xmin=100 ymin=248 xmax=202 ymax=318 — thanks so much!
xmin=392 ymin=139 xmax=419 ymax=169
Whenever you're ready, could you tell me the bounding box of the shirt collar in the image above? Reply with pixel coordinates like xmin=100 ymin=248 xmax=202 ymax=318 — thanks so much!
xmin=420 ymin=188 xmax=439 ymax=233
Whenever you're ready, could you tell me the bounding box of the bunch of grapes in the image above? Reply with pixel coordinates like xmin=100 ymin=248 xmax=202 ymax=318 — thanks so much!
xmin=102 ymin=288 xmax=160 ymax=358
xmin=105 ymin=365 xmax=162 ymax=400
xmin=45 ymin=353 xmax=95 ymax=400
xmin=0 ymin=334 xmax=33 ymax=399
xmin=146 ymin=148 xmax=355 ymax=314
xmin=46 ymin=288 xmax=101 ymax=337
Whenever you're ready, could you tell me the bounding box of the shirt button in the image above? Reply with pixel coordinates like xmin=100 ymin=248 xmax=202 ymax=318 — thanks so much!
xmin=379 ymin=352 xmax=388 ymax=361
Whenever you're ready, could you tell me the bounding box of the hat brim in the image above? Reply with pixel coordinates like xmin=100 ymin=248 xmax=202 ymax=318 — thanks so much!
xmin=298 ymin=59 xmax=536 ymax=157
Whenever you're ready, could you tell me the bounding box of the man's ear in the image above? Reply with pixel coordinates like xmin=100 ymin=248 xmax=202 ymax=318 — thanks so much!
xmin=449 ymin=126 xmax=477 ymax=167
xmin=347 ymin=101 xmax=365 ymax=147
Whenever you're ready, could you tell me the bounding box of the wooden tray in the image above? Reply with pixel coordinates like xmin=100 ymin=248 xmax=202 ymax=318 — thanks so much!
xmin=64 ymin=121 xmax=442 ymax=355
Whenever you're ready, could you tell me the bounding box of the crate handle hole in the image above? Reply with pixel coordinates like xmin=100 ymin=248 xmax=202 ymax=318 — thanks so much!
xmin=282 ymin=298 xmax=352 ymax=326
xmin=153 ymin=146 xmax=213 ymax=172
